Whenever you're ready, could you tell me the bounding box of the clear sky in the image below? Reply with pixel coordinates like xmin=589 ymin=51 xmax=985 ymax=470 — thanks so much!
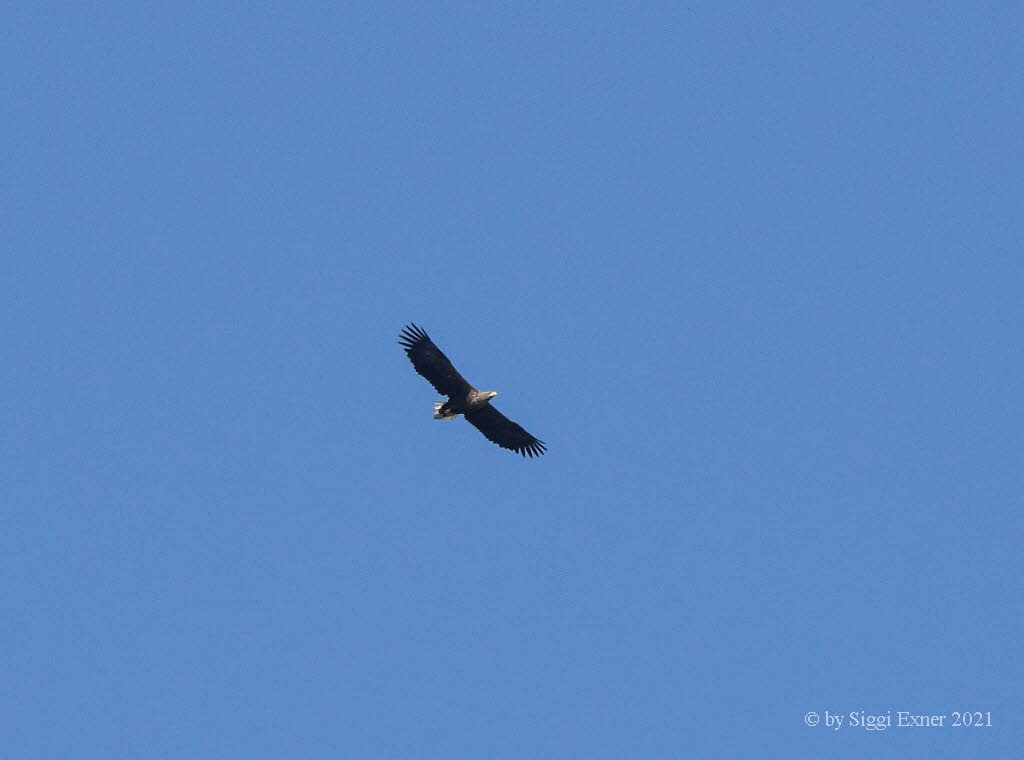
xmin=4 ymin=2 xmax=1020 ymax=757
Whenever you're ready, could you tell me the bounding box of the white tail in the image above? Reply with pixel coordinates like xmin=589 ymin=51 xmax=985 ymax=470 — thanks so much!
xmin=433 ymin=401 xmax=456 ymax=420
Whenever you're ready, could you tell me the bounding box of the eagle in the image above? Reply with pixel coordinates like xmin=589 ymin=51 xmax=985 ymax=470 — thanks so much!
xmin=398 ymin=324 xmax=547 ymax=458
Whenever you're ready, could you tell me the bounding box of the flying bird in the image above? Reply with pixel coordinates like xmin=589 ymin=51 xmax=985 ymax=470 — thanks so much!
xmin=398 ymin=324 xmax=547 ymax=458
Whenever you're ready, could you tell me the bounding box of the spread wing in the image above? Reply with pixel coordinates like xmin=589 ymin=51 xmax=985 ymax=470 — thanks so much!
xmin=464 ymin=404 xmax=547 ymax=458
xmin=398 ymin=324 xmax=473 ymax=398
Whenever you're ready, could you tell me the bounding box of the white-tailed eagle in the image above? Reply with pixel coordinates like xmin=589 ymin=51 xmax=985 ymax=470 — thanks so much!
xmin=399 ymin=324 xmax=547 ymax=458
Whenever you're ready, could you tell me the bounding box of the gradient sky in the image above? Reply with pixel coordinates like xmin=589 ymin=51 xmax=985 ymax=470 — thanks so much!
xmin=4 ymin=2 xmax=1020 ymax=757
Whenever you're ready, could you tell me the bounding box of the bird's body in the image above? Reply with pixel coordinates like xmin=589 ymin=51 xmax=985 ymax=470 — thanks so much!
xmin=433 ymin=389 xmax=498 ymax=420
xmin=398 ymin=324 xmax=546 ymax=458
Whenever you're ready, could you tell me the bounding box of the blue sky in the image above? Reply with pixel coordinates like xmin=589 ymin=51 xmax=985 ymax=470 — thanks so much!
xmin=3 ymin=2 xmax=1020 ymax=757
